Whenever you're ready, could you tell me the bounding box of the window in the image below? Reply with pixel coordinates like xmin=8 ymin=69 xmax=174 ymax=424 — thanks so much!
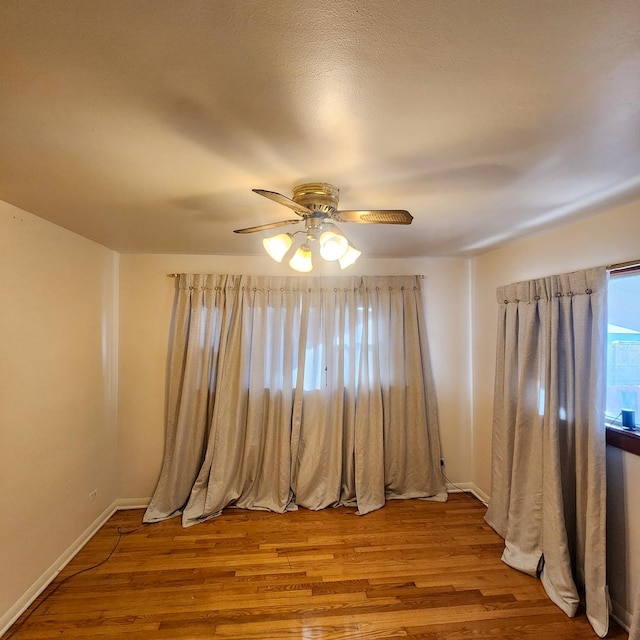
xmin=293 ymin=304 xmax=374 ymax=391
xmin=606 ymin=267 xmax=640 ymax=455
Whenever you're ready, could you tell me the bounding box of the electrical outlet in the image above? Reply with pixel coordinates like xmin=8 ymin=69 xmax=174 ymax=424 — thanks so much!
xmin=89 ymin=489 xmax=97 ymax=501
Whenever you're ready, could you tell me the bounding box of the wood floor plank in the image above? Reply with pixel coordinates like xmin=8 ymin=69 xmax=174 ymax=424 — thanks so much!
xmin=5 ymin=495 xmax=628 ymax=639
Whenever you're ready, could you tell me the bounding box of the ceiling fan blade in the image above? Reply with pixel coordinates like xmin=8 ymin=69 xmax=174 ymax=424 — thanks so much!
xmin=253 ymin=189 xmax=312 ymax=216
xmin=233 ymin=219 xmax=301 ymax=234
xmin=333 ymin=210 xmax=413 ymax=225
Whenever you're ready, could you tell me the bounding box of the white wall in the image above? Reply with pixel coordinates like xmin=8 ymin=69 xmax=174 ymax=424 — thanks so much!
xmin=471 ymin=197 xmax=640 ymax=626
xmin=0 ymin=202 xmax=119 ymax=630
xmin=118 ymin=254 xmax=473 ymax=500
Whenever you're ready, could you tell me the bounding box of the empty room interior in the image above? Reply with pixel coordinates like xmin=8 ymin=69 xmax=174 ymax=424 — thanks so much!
xmin=1 ymin=2 xmax=640 ymax=638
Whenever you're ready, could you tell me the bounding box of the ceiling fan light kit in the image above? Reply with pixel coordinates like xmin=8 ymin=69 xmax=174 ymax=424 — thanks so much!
xmin=318 ymin=223 xmax=349 ymax=261
xmin=234 ymin=183 xmax=413 ymax=272
xmin=262 ymin=233 xmax=294 ymax=263
xmin=288 ymin=244 xmax=313 ymax=272
xmin=338 ymin=244 xmax=362 ymax=269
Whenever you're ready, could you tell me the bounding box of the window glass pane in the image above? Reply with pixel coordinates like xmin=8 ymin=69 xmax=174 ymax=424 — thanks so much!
xmin=607 ymin=271 xmax=640 ymax=429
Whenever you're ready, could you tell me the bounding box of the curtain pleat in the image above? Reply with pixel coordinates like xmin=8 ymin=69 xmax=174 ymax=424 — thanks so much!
xmin=144 ymin=274 xmax=446 ymax=527
xmin=485 ymin=267 xmax=609 ymax=637
xmin=630 ymin=585 xmax=640 ymax=640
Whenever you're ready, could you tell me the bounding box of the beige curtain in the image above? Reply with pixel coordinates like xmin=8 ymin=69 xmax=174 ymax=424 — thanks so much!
xmin=144 ymin=274 xmax=446 ymax=527
xmin=630 ymin=586 xmax=640 ymax=640
xmin=485 ymin=267 xmax=609 ymax=637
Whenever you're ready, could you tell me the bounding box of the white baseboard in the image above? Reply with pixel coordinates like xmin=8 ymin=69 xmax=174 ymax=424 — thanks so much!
xmin=611 ymin=599 xmax=631 ymax=633
xmin=0 ymin=500 xmax=118 ymax=637
xmin=115 ymin=497 xmax=151 ymax=510
xmin=446 ymin=481 xmax=490 ymax=506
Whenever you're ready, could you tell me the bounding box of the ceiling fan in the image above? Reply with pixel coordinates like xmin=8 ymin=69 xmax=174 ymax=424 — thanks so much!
xmin=234 ymin=182 xmax=413 ymax=272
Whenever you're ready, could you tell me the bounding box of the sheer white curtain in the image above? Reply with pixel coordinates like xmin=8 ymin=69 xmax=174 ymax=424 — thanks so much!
xmin=485 ymin=267 xmax=609 ymax=637
xmin=144 ymin=274 xmax=446 ymax=527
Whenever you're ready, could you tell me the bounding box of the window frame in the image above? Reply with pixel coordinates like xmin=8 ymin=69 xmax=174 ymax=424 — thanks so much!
xmin=605 ymin=262 xmax=640 ymax=456
xmin=606 ymin=424 xmax=640 ymax=455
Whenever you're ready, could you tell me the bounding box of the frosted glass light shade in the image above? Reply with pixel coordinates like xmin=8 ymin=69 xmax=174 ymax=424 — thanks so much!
xmin=319 ymin=225 xmax=348 ymax=261
xmin=338 ymin=244 xmax=362 ymax=269
xmin=262 ymin=233 xmax=294 ymax=262
xmin=289 ymin=244 xmax=313 ymax=272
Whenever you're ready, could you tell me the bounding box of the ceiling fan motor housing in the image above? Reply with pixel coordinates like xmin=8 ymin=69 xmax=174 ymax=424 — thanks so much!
xmin=292 ymin=183 xmax=339 ymax=213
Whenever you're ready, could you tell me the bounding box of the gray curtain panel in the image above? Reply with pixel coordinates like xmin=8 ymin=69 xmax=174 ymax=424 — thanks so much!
xmin=485 ymin=267 xmax=609 ymax=637
xmin=144 ymin=274 xmax=446 ymax=527
xmin=631 ymin=585 xmax=640 ymax=640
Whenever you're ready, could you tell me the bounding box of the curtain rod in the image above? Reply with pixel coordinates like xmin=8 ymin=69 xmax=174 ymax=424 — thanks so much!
xmin=167 ymin=273 xmax=425 ymax=279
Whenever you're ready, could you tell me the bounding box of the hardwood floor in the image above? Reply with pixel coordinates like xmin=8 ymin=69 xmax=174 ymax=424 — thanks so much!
xmin=7 ymin=494 xmax=627 ymax=639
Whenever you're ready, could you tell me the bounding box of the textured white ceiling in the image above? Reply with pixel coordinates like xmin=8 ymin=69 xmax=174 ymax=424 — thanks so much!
xmin=1 ymin=0 xmax=639 ymax=257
